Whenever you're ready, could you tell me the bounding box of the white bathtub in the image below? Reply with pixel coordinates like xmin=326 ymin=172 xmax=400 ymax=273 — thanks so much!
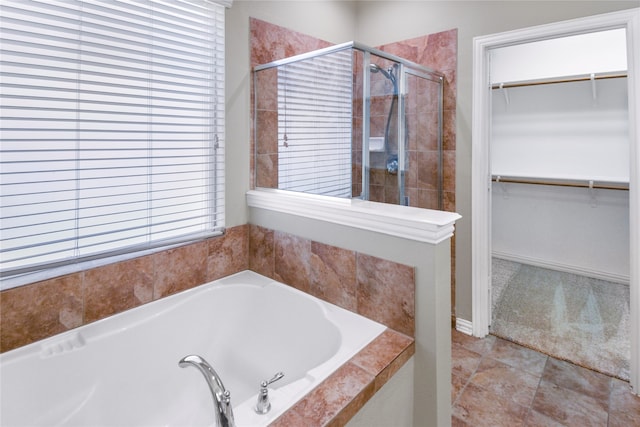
xmin=0 ymin=271 xmax=386 ymax=427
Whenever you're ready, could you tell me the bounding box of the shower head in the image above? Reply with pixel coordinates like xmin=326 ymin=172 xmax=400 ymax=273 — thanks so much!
xmin=369 ymin=63 xmax=395 ymax=82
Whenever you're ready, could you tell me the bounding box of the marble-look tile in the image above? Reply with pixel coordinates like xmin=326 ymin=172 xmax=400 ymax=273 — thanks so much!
xmin=256 ymin=109 xmax=279 ymax=155
xmin=523 ymin=409 xmax=566 ymax=427
xmin=248 ymin=225 xmax=274 ymax=278
xmin=470 ymin=357 xmax=541 ymax=408
xmin=309 ymin=242 xmax=357 ymax=311
xmin=356 ymin=254 xmax=415 ymax=337
xmin=250 ymin=18 xmax=331 ymax=67
xmin=451 ymin=343 xmax=482 ymax=381
xmin=207 ymin=225 xmax=249 ymax=282
xmin=451 ymin=372 xmax=468 ymax=404
xmin=541 ymin=357 xmax=611 ymax=406
xmin=417 ymin=150 xmax=438 ymax=190
xmin=487 ymin=337 xmax=548 ymax=377
xmin=452 ymin=382 xmax=528 ymax=427
xmin=288 ymin=362 xmax=375 ymax=427
xmin=443 ymin=150 xmax=456 ymax=192
xmin=443 ymin=109 xmax=456 ymax=151
xmin=274 ymin=231 xmax=312 ymax=293
xmin=350 ymin=329 xmax=414 ymax=390
xmin=256 ymin=153 xmax=278 ymax=188
xmin=608 ymin=378 xmax=640 ymax=427
xmin=255 ymin=67 xmax=278 ymax=110
xmin=0 ymin=274 xmax=83 ymax=352
xmin=84 ymin=256 xmax=154 ymax=323
xmin=443 ymin=190 xmax=456 ymax=213
xmin=531 ymin=378 xmax=608 ymax=426
xmin=451 ymin=415 xmax=471 ymax=427
xmin=452 ymin=329 xmax=495 ymax=356
xmin=153 ymin=241 xmax=208 ymax=298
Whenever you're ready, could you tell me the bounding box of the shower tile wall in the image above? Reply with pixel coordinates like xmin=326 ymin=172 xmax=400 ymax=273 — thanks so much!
xmin=0 ymin=224 xmax=416 ymax=352
xmin=251 ymin=19 xmax=458 ymax=215
xmin=376 ymin=29 xmax=457 ymax=212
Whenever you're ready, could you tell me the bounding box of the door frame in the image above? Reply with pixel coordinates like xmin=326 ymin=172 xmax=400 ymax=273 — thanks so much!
xmin=471 ymin=8 xmax=640 ymax=392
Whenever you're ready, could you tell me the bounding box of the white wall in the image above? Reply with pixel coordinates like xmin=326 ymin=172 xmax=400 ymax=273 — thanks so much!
xmin=492 ymin=184 xmax=630 ymax=282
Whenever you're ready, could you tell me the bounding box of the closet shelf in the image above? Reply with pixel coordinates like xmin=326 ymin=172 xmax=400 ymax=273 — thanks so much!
xmin=491 ymin=175 xmax=629 ymax=190
xmin=490 ymin=71 xmax=627 ymax=90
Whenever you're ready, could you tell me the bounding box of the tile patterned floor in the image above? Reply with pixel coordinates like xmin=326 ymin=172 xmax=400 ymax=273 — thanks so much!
xmin=452 ymin=330 xmax=640 ymax=426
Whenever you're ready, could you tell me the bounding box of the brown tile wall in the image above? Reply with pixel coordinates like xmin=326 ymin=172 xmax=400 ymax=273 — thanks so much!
xmin=249 ymin=225 xmax=415 ymax=337
xmin=1 ymin=224 xmax=415 ymax=352
xmin=251 ymin=19 xmax=458 ymax=319
xmin=0 ymin=225 xmax=250 ymax=353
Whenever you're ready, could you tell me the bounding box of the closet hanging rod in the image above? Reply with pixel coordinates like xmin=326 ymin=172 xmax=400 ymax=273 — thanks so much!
xmin=491 ymin=175 xmax=629 ymax=191
xmin=490 ymin=72 xmax=627 ymax=90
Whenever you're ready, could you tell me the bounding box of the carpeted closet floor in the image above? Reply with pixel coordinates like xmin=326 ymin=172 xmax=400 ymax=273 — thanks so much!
xmin=491 ymin=258 xmax=630 ymax=381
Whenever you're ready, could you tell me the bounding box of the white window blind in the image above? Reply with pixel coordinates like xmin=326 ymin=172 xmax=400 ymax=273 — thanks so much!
xmin=0 ymin=0 xmax=226 ymax=284
xmin=278 ymin=50 xmax=353 ymax=198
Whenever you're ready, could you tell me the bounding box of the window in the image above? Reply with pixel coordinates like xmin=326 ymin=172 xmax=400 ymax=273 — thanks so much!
xmin=0 ymin=0 xmax=229 ymax=287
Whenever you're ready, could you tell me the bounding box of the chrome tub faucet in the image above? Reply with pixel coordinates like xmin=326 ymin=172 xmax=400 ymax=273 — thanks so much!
xmin=179 ymin=354 xmax=235 ymax=427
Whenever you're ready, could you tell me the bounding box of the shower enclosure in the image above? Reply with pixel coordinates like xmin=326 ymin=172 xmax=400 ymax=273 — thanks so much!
xmin=254 ymin=41 xmax=444 ymax=210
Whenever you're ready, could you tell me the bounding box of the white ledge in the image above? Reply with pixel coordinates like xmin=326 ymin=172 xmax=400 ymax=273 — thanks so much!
xmin=246 ymin=189 xmax=461 ymax=244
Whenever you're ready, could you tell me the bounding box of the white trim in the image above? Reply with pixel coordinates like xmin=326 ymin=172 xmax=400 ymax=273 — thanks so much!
xmin=247 ymin=189 xmax=461 ymax=244
xmin=472 ymin=8 xmax=640 ymax=393
xmin=207 ymin=0 xmax=233 ymax=7
xmin=492 ymin=251 xmax=630 ymax=285
xmin=455 ymin=318 xmax=473 ymax=336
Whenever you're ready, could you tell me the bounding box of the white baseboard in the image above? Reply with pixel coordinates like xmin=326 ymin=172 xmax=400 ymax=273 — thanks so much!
xmin=492 ymin=251 xmax=630 ymax=285
xmin=455 ymin=318 xmax=473 ymax=336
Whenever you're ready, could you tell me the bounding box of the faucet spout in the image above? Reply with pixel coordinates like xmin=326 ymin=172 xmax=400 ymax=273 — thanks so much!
xmin=179 ymin=355 xmax=235 ymax=427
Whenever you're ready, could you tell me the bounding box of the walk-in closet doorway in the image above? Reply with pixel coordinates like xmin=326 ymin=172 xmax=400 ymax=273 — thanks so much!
xmin=471 ymin=8 xmax=640 ymax=393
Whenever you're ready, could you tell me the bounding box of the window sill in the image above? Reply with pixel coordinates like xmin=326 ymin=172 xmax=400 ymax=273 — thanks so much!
xmin=246 ymin=189 xmax=461 ymax=244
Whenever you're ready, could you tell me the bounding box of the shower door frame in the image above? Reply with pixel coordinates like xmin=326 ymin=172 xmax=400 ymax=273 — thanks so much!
xmin=253 ymin=41 xmax=445 ymax=206
xmin=471 ymin=8 xmax=640 ymax=393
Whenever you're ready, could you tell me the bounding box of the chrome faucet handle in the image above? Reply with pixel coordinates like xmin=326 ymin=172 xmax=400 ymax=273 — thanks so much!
xmin=254 ymin=371 xmax=284 ymax=414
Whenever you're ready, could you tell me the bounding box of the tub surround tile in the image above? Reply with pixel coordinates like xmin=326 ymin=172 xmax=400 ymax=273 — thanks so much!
xmin=290 ymin=362 xmax=375 ymax=427
xmin=207 ymin=225 xmax=249 ymax=281
xmin=274 ymin=231 xmax=312 ymax=293
xmin=249 ymin=224 xmax=275 ymax=278
xmin=309 ymin=242 xmax=357 ymax=312
xmin=356 ymin=254 xmax=415 ymax=337
xmin=1 ymin=226 xmax=250 ymax=352
xmin=350 ymin=329 xmax=415 ymax=391
xmin=84 ymin=256 xmax=154 ymax=323
xmin=270 ymin=328 xmax=414 ymax=427
xmin=1 ymin=274 xmax=83 ymax=352
xmin=153 ymin=241 xmax=208 ymax=298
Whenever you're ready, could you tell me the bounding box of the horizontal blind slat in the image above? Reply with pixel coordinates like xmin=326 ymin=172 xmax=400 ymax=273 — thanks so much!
xmin=0 ymin=0 xmax=225 ymax=282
